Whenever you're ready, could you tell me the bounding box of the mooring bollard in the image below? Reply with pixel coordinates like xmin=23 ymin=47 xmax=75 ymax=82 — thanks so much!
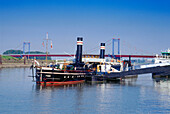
xmin=0 ymin=55 xmax=2 ymax=64
xmin=40 ymin=67 xmax=42 ymax=82
xmin=24 ymin=56 xmax=26 ymax=64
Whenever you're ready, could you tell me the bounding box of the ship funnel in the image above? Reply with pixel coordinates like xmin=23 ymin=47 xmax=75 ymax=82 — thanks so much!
xmin=76 ymin=37 xmax=83 ymax=65
xmin=100 ymin=43 xmax=105 ymax=59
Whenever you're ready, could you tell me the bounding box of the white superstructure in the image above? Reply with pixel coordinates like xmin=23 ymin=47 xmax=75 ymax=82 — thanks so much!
xmin=140 ymin=49 xmax=170 ymax=69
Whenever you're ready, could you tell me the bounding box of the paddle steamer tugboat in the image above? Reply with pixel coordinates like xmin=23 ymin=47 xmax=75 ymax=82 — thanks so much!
xmin=36 ymin=37 xmax=91 ymax=86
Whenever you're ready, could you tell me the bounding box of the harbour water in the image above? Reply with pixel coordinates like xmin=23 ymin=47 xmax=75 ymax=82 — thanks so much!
xmin=0 ymin=68 xmax=169 ymax=114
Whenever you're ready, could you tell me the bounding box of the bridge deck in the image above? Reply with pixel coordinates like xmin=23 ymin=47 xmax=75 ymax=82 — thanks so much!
xmin=7 ymin=54 xmax=156 ymax=58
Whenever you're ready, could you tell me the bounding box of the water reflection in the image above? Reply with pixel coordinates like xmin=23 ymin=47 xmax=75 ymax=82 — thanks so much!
xmin=35 ymin=83 xmax=85 ymax=91
xmin=32 ymin=83 xmax=87 ymax=113
xmin=154 ymin=79 xmax=170 ymax=99
xmin=120 ymin=77 xmax=138 ymax=86
xmin=32 ymin=78 xmax=140 ymax=113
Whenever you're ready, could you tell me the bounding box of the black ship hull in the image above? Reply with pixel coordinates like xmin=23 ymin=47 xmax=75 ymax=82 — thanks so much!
xmin=36 ymin=67 xmax=87 ymax=86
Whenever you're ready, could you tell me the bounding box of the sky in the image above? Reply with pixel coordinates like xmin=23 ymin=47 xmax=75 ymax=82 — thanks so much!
xmin=0 ymin=0 xmax=170 ymax=55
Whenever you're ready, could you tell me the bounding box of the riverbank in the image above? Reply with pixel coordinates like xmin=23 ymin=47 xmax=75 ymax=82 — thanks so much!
xmin=0 ymin=63 xmax=32 ymax=68
xmin=0 ymin=59 xmax=56 ymax=68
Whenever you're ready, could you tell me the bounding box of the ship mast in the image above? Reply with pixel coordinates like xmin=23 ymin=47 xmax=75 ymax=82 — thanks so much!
xmin=44 ymin=32 xmax=51 ymax=66
xmin=46 ymin=32 xmax=48 ymax=66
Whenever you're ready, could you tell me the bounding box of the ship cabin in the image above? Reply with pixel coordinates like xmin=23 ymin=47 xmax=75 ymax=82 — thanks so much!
xmin=82 ymin=58 xmax=122 ymax=75
xmin=161 ymin=49 xmax=170 ymax=59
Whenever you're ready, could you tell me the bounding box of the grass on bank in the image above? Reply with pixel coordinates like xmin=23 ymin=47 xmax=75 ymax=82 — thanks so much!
xmin=2 ymin=55 xmax=20 ymax=60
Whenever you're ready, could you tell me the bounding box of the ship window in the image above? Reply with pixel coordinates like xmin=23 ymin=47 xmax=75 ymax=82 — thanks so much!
xmin=66 ymin=65 xmax=74 ymax=70
xmin=111 ymin=65 xmax=121 ymax=71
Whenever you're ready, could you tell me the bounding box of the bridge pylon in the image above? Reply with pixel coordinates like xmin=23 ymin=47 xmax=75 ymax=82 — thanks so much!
xmin=23 ymin=42 xmax=30 ymax=58
xmin=112 ymin=38 xmax=120 ymax=58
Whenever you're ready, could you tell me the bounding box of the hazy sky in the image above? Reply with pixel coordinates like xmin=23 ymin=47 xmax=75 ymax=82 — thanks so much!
xmin=0 ymin=0 xmax=170 ymax=55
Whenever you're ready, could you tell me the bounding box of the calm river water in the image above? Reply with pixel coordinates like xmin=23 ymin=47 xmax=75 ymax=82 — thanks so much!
xmin=0 ymin=68 xmax=169 ymax=114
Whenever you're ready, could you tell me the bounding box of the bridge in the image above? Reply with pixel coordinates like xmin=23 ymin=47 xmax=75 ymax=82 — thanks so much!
xmin=7 ymin=54 xmax=156 ymax=58
xmin=6 ymin=35 xmax=158 ymax=59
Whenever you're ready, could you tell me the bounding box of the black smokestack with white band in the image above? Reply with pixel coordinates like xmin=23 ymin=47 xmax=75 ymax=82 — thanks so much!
xmin=100 ymin=43 xmax=105 ymax=59
xmin=76 ymin=37 xmax=83 ymax=65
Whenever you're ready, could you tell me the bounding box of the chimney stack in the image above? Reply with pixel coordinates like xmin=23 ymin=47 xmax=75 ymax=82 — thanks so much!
xmin=76 ymin=37 xmax=83 ymax=65
xmin=100 ymin=43 xmax=105 ymax=59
